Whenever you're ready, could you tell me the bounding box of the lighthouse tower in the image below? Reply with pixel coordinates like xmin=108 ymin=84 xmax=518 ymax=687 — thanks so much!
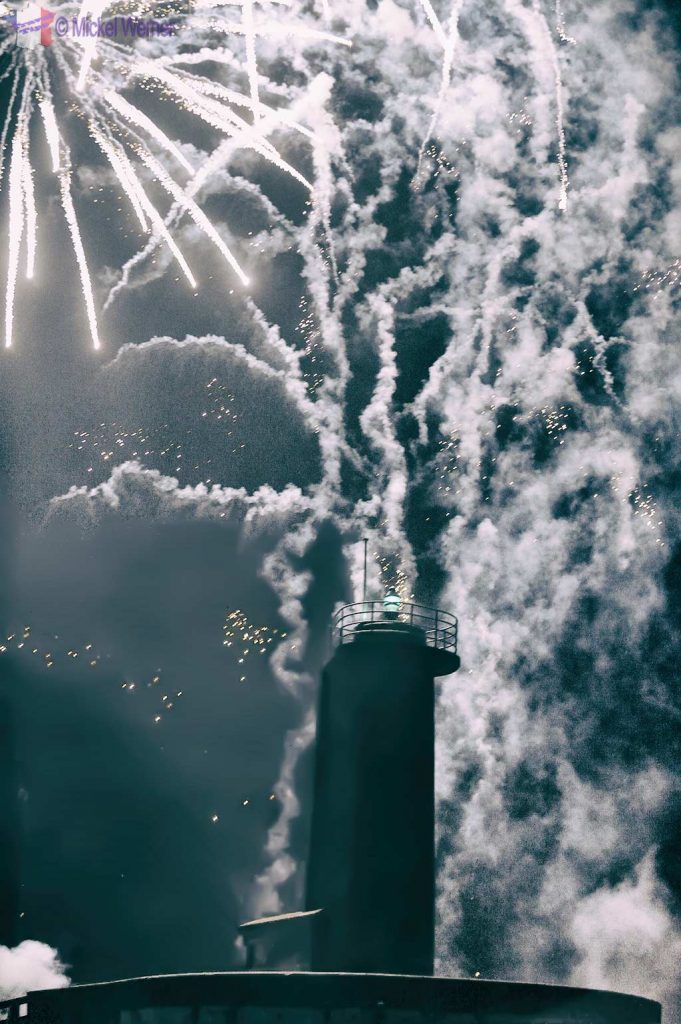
xmin=2 ymin=587 xmax=661 ymax=1024
xmin=304 ymin=594 xmax=459 ymax=974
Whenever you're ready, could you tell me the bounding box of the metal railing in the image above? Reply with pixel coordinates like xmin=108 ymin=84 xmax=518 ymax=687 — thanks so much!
xmin=332 ymin=601 xmax=458 ymax=654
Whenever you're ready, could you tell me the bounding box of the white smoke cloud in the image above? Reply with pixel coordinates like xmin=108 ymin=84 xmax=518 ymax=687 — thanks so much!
xmin=569 ymin=851 xmax=681 ymax=1013
xmin=48 ymin=461 xmax=315 ymax=529
xmin=0 ymin=941 xmax=69 ymax=1001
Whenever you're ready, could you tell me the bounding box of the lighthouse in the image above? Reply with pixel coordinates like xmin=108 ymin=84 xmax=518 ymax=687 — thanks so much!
xmin=304 ymin=595 xmax=459 ymax=974
xmin=1 ymin=591 xmax=662 ymax=1024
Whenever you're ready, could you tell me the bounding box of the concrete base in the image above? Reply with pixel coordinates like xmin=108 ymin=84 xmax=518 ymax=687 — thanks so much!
xmin=13 ymin=971 xmax=661 ymax=1024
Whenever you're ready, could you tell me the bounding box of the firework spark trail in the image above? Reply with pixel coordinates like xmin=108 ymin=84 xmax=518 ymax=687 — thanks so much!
xmin=38 ymin=95 xmax=61 ymax=173
xmin=193 ymin=14 xmax=352 ymax=48
xmin=118 ymin=162 xmax=198 ymax=288
xmin=241 ymin=0 xmax=260 ymax=121
xmin=74 ymin=0 xmax=114 ymax=90
xmin=104 ymin=101 xmax=316 ymax=309
xmin=415 ymin=0 xmax=462 ymax=184
xmin=1 ymin=0 xmax=349 ymax=344
xmin=416 ymin=0 xmax=448 ymax=48
xmin=189 ymin=75 xmax=315 ymax=139
xmin=154 ymin=57 xmax=315 ymax=139
xmin=91 ymin=129 xmax=148 ymax=230
xmin=0 ymin=63 xmax=20 ymax=187
xmin=358 ymin=294 xmax=414 ymax=565
xmin=58 ymin=167 xmax=101 ymax=350
xmin=532 ymin=0 xmax=569 ymax=211
xmin=134 ymin=59 xmax=313 ymax=189
xmin=504 ymin=0 xmax=570 ymax=211
xmin=5 ymin=132 xmax=25 ymax=348
xmin=305 ymin=74 xmax=340 ymax=283
xmin=135 ymin=145 xmax=250 ymax=285
xmin=90 ymin=127 xmax=201 ymax=292
xmin=104 ymin=90 xmax=195 ymax=174
xmin=22 ymin=145 xmax=36 ymax=279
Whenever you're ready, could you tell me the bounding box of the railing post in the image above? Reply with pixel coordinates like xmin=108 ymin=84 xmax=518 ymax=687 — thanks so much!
xmin=434 ymin=608 xmax=439 ymax=647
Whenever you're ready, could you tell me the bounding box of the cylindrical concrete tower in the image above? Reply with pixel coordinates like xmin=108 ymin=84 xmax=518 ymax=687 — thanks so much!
xmin=305 ymin=598 xmax=460 ymax=975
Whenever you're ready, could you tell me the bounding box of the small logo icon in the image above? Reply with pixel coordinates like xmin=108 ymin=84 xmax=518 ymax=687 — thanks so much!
xmin=3 ymin=1 xmax=55 ymax=46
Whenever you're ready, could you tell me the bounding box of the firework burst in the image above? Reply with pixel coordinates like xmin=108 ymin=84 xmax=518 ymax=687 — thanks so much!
xmin=0 ymin=0 xmax=350 ymax=350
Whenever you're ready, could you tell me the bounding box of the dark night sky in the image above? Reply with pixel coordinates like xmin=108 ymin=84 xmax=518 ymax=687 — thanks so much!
xmin=0 ymin=0 xmax=680 ymax=1018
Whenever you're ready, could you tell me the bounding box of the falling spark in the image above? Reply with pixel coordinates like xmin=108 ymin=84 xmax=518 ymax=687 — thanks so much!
xmin=135 ymin=146 xmax=250 ymax=287
xmin=104 ymin=90 xmax=194 ymax=175
xmin=59 ymin=168 xmax=101 ymax=350
xmin=5 ymin=133 xmax=25 ymax=348
xmin=38 ymin=96 xmax=60 ymax=173
xmin=223 ymin=608 xmax=284 ymax=683
xmin=636 ymin=257 xmax=681 ymax=295
xmin=22 ymin=146 xmax=36 ymax=279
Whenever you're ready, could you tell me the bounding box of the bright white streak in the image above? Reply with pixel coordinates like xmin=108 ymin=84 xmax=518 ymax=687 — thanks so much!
xmin=38 ymin=96 xmax=61 ymax=172
xmin=152 ymin=53 xmax=315 ymax=137
xmin=139 ymin=62 xmax=313 ymax=191
xmin=416 ymin=0 xmax=447 ymax=48
xmin=109 ymin=123 xmax=276 ymax=306
xmin=0 ymin=66 xmax=20 ymax=189
xmin=75 ymin=0 xmax=110 ymax=90
xmin=136 ymin=146 xmax=248 ymax=285
xmin=22 ymin=147 xmax=36 ymax=279
xmin=58 ymin=170 xmax=101 ymax=349
xmin=241 ymin=0 xmax=260 ymax=121
xmin=5 ymin=135 xmax=25 ymax=348
xmin=99 ymin=137 xmax=199 ymax=311
xmin=111 ymin=145 xmax=198 ymax=290
xmin=91 ymin=129 xmax=149 ymax=230
xmin=189 ymin=76 xmax=314 ymax=139
xmin=104 ymin=90 xmax=194 ymax=174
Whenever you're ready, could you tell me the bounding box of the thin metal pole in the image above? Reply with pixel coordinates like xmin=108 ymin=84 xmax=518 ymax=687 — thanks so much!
xmin=362 ymin=537 xmax=368 ymax=605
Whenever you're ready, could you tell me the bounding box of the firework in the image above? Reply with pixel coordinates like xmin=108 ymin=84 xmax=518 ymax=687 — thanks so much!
xmin=0 ymin=0 xmax=349 ymax=349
